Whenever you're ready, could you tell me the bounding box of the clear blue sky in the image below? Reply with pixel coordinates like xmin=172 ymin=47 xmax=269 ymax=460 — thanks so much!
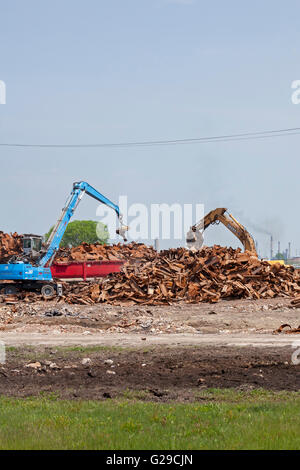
xmin=0 ymin=0 xmax=300 ymax=256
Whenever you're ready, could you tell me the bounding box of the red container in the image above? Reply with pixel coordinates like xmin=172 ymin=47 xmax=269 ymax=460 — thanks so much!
xmin=51 ymin=260 xmax=124 ymax=281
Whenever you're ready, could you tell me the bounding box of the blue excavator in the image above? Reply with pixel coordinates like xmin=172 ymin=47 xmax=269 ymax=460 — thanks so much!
xmin=0 ymin=181 xmax=128 ymax=298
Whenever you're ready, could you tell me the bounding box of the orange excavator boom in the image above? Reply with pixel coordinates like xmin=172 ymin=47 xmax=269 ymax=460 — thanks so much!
xmin=186 ymin=208 xmax=257 ymax=255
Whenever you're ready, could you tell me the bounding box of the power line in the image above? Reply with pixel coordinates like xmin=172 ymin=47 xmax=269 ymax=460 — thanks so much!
xmin=0 ymin=127 xmax=300 ymax=148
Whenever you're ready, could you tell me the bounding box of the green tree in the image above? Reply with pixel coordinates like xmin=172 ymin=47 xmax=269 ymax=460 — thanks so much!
xmin=275 ymin=252 xmax=285 ymax=260
xmin=45 ymin=220 xmax=109 ymax=247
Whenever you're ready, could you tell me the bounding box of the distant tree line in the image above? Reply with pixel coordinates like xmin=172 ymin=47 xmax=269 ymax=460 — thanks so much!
xmin=45 ymin=220 xmax=109 ymax=247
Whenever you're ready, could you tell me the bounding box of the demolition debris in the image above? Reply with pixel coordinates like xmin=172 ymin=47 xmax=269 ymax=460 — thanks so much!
xmin=273 ymin=323 xmax=300 ymax=334
xmin=0 ymin=232 xmax=22 ymax=263
xmin=0 ymin=232 xmax=156 ymax=264
xmin=55 ymin=242 xmax=156 ymax=263
xmin=60 ymin=246 xmax=300 ymax=305
xmin=1 ymin=232 xmax=300 ymax=306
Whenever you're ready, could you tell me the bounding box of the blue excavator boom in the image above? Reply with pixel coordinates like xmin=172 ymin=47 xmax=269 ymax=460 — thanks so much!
xmin=0 ymin=181 xmax=127 ymax=297
xmin=38 ymin=181 xmax=125 ymax=267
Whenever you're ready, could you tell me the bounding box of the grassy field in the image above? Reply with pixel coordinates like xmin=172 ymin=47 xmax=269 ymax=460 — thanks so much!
xmin=0 ymin=389 xmax=299 ymax=450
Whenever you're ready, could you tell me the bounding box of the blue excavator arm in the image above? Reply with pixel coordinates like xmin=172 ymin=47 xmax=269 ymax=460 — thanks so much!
xmin=38 ymin=181 xmax=127 ymax=267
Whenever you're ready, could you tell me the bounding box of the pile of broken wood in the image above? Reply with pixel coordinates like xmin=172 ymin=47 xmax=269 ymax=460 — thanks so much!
xmin=60 ymin=245 xmax=300 ymax=305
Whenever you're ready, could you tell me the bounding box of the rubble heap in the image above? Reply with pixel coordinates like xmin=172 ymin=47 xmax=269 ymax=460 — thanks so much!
xmin=1 ymin=231 xmax=300 ymax=306
xmin=55 ymin=242 xmax=156 ymax=263
xmin=0 ymin=232 xmax=22 ymax=263
xmin=0 ymin=231 xmax=156 ymax=264
xmin=61 ymin=245 xmax=300 ymax=305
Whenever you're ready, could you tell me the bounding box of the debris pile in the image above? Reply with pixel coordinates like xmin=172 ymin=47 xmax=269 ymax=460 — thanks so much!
xmin=0 ymin=231 xmax=156 ymax=264
xmin=1 ymin=232 xmax=300 ymax=306
xmin=60 ymin=245 xmax=300 ymax=305
xmin=55 ymin=242 xmax=156 ymax=263
xmin=0 ymin=232 xmax=22 ymax=263
xmin=273 ymin=324 xmax=300 ymax=334
xmin=290 ymin=296 xmax=300 ymax=308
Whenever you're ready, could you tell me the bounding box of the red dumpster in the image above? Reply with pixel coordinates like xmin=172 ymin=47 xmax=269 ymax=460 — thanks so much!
xmin=51 ymin=260 xmax=124 ymax=281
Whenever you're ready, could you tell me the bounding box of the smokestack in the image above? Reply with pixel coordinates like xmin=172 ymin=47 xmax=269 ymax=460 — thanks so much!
xmin=278 ymin=241 xmax=280 ymax=256
xmin=270 ymin=235 xmax=273 ymax=260
xmin=154 ymin=239 xmax=160 ymax=252
xmin=288 ymin=242 xmax=291 ymax=259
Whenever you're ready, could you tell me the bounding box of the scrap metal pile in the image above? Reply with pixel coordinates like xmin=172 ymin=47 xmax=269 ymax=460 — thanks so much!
xmin=0 ymin=232 xmax=156 ymax=264
xmin=1 ymin=231 xmax=300 ymax=306
xmin=55 ymin=242 xmax=156 ymax=263
xmin=61 ymin=245 xmax=300 ymax=305
xmin=0 ymin=232 xmax=22 ymax=263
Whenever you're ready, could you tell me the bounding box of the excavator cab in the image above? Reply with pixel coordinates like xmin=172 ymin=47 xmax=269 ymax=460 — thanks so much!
xmin=22 ymin=234 xmax=43 ymax=256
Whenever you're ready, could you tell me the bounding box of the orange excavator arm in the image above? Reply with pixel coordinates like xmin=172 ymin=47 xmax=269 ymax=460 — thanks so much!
xmin=186 ymin=208 xmax=257 ymax=255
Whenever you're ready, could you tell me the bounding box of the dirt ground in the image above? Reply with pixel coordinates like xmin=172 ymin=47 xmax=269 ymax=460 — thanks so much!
xmin=0 ymin=297 xmax=299 ymax=400
xmin=0 ymin=297 xmax=299 ymax=336
xmin=0 ymin=345 xmax=299 ymax=401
